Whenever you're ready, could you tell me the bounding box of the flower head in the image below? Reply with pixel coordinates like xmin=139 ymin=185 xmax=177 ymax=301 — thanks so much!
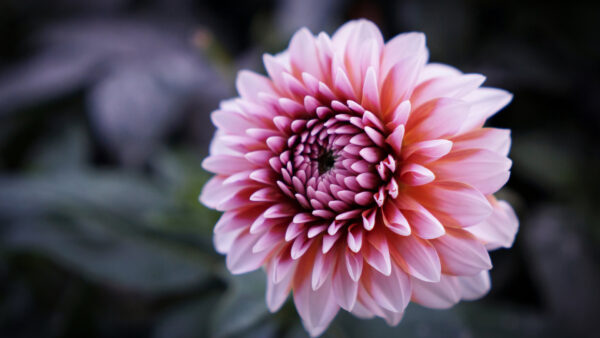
xmin=201 ymin=19 xmax=518 ymax=336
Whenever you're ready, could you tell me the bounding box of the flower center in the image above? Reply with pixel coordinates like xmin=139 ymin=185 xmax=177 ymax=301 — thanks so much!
xmin=269 ymin=99 xmax=400 ymax=234
xmin=317 ymin=150 xmax=337 ymax=175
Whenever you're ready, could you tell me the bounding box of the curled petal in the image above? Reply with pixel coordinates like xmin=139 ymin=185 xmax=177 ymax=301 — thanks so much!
xmin=431 ymin=228 xmax=492 ymax=276
xmin=363 ymin=264 xmax=412 ymax=313
xmin=390 ymin=235 xmax=441 ymax=282
xmin=294 ymin=256 xmax=340 ymax=337
xmin=411 ymin=274 xmax=461 ymax=309
xmin=457 ymin=270 xmax=491 ymax=300
xmin=467 ymin=197 xmax=519 ymax=250
xmin=400 ymin=163 xmax=435 ymax=186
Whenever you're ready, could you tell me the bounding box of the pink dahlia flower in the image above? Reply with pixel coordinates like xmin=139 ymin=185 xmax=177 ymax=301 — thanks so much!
xmin=201 ymin=19 xmax=518 ymax=336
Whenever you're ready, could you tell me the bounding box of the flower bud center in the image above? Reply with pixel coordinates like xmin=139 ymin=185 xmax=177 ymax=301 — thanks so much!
xmin=317 ymin=150 xmax=337 ymax=175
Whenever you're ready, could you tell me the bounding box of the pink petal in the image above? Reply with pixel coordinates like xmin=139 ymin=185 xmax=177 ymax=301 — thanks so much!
xmin=413 ymin=181 xmax=493 ymax=227
xmin=361 ymin=67 xmax=381 ymax=112
xmin=350 ymin=300 xmax=376 ymax=319
xmin=402 ymin=139 xmax=453 ymax=163
xmin=396 ymin=195 xmax=445 ymax=239
xmin=411 ymin=73 xmax=485 ymax=108
xmin=400 ymin=163 xmax=435 ymax=186
xmin=333 ymin=254 xmax=359 ymax=310
xmin=244 ymin=150 xmax=273 ymax=165
xmin=362 ymin=110 xmax=385 ymax=131
xmin=467 ymin=198 xmax=519 ymax=250
xmin=364 ymin=126 xmax=385 ymax=147
xmin=291 ymin=235 xmax=314 ymax=259
xmin=262 ymin=53 xmax=291 ymax=95
xmin=202 ymin=154 xmax=253 ymax=175
xmin=266 ymin=256 xmax=294 ymax=312
xmin=385 ymin=125 xmax=405 ymax=156
xmin=253 ymin=227 xmax=285 ymax=253
xmin=364 ymin=229 xmax=392 ymax=276
xmin=266 ymin=136 xmax=287 ymax=153
xmin=380 ymin=55 xmax=425 ymax=110
xmin=215 ymin=187 xmax=255 ymax=211
xmin=432 ymin=149 xmax=512 ymax=195
xmin=211 ymin=108 xmax=252 ymax=134
xmin=343 ymin=20 xmax=384 ymax=88
xmin=282 ymin=72 xmax=308 ymax=99
xmin=307 ymin=224 xmax=327 ymax=238
xmin=355 ymin=284 xmax=386 ymax=318
xmin=315 ymin=32 xmax=333 ymax=77
xmin=222 ymin=170 xmax=252 ymax=185
xmin=362 ymin=207 xmax=377 ymax=230
xmin=312 ymin=248 xmax=334 ymax=290
xmin=418 ymin=63 xmax=461 ymax=82
xmin=390 ymin=235 xmax=441 ymax=282
xmin=226 ymin=231 xmax=273 ymax=274
xmin=347 ymin=224 xmax=364 ymax=253
xmin=214 ymin=206 xmax=265 ymax=234
xmin=350 ymin=134 xmax=372 ymax=146
xmin=303 ymin=95 xmax=321 ymax=114
xmin=460 ymin=88 xmax=513 ymax=132
xmin=431 ymin=228 xmax=492 ymax=276
xmin=334 ymin=67 xmax=357 ymax=100
xmin=322 ymin=233 xmax=341 ymax=253
xmin=213 ymin=226 xmax=244 ymax=254
xmin=345 ymin=249 xmax=364 ymax=282
xmin=380 ymin=309 xmax=405 ymax=326
xmin=264 ymin=203 xmax=297 ymax=219
xmin=355 ymin=191 xmax=373 ymax=206
xmin=363 ymin=264 xmax=411 ymax=313
xmin=236 ymin=70 xmax=276 ymax=102
xmin=411 ymin=274 xmax=461 ymax=309
xmin=273 ymin=247 xmax=295 ymax=284
xmin=293 ymin=267 xmax=340 ymax=337
xmin=302 ymin=72 xmax=321 ymax=96
xmin=250 ymin=213 xmax=283 ymax=234
xmin=250 ymin=187 xmax=282 ymax=202
xmin=382 ymin=202 xmax=411 ymax=236
xmin=199 ymin=176 xmax=225 ymax=209
xmin=356 ymin=172 xmax=379 ymax=189
xmin=457 ymin=270 xmax=490 ymax=300
xmin=406 ymin=98 xmax=470 ymax=141
xmin=380 ymin=32 xmax=426 ymax=80
xmin=452 ymin=127 xmax=511 ymax=157
xmin=278 ymin=97 xmax=305 ymax=117
xmin=359 ymin=147 xmax=384 ymax=163
xmin=385 ymin=100 xmax=411 ymax=129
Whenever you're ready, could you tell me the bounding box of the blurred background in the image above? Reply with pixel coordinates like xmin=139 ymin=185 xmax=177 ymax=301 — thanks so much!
xmin=1 ymin=0 xmax=599 ymax=337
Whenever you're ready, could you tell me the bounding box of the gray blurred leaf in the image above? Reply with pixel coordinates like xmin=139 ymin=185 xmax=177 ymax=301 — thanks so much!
xmin=0 ymin=171 xmax=168 ymax=220
xmin=522 ymin=206 xmax=600 ymax=338
xmin=330 ymin=301 xmax=552 ymax=338
xmin=459 ymin=303 xmax=551 ymax=338
xmin=0 ymin=18 xmax=228 ymax=157
xmin=27 ymin=123 xmax=90 ymax=171
xmin=227 ymin=321 xmax=278 ymax=338
xmin=154 ymin=295 xmax=220 ymax=338
xmin=88 ymin=66 xmax=180 ymax=166
xmin=211 ymin=270 xmax=269 ymax=338
xmin=0 ymin=50 xmax=97 ymax=115
xmin=511 ymin=132 xmax=580 ymax=191
xmin=2 ymin=216 xmax=211 ymax=293
xmin=331 ymin=304 xmax=465 ymax=338
xmin=275 ymin=0 xmax=343 ymax=38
